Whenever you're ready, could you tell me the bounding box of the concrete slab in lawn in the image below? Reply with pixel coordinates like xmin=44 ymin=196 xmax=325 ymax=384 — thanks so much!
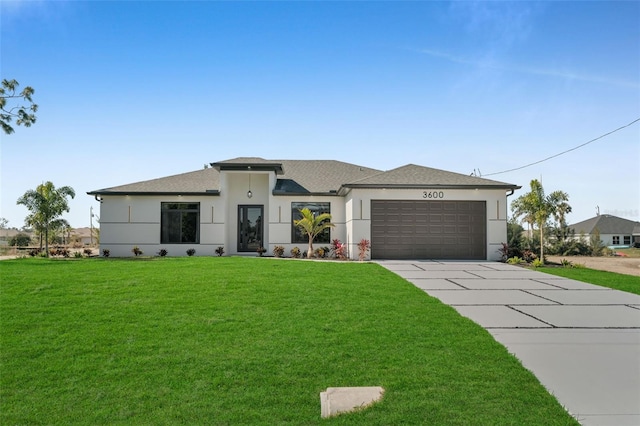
xmin=407 ymin=278 xmax=466 ymax=290
xmin=394 ymin=270 xmax=481 ymax=279
xmin=533 ymin=278 xmax=610 ymax=290
xmin=413 ymin=263 xmax=498 ymax=271
xmin=471 ymin=270 xmax=554 ymax=279
xmin=424 ymin=289 xmax=559 ymax=305
xmin=515 ymin=305 xmax=640 ymax=328
xmin=454 ymin=305 xmax=552 ymax=328
xmin=527 ymin=289 xmax=640 ymax=305
xmin=320 ymin=386 xmax=384 ymax=418
xmin=491 ymin=329 xmax=640 ymax=425
xmin=450 ymin=278 xmax=561 ymax=290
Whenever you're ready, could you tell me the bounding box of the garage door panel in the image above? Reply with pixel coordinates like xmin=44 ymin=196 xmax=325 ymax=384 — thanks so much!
xmin=371 ymin=200 xmax=486 ymax=260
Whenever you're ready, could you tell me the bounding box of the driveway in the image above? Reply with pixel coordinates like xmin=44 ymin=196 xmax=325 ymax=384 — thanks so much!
xmin=376 ymin=260 xmax=640 ymax=426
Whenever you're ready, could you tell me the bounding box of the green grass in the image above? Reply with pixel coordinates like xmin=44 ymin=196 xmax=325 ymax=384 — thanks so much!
xmin=540 ymin=266 xmax=640 ymax=295
xmin=1 ymin=257 xmax=578 ymax=425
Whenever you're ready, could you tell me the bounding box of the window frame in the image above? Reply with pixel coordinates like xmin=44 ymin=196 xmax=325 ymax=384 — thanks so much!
xmin=612 ymin=235 xmax=620 ymax=245
xmin=623 ymin=235 xmax=631 ymax=245
xmin=160 ymin=202 xmax=200 ymax=244
xmin=291 ymin=202 xmax=331 ymax=244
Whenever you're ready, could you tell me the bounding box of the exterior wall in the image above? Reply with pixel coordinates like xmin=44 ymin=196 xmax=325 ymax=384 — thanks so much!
xmin=267 ymin=194 xmax=346 ymax=256
xmin=98 ymin=194 xmax=224 ymax=257
xmin=97 ymin=175 xmax=510 ymax=261
xmin=344 ymin=187 xmax=510 ymax=261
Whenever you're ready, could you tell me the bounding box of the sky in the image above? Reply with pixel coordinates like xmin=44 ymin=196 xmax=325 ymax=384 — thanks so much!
xmin=1 ymin=1 xmax=639 ymax=229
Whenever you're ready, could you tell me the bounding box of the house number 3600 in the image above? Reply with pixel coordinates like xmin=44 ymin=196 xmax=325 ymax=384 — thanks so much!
xmin=423 ymin=191 xmax=444 ymax=199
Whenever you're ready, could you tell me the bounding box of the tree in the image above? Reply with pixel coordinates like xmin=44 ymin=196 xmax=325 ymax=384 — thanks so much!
xmin=293 ymin=208 xmax=334 ymax=258
xmin=17 ymin=182 xmax=75 ymax=256
xmin=9 ymin=233 xmax=32 ymax=247
xmin=511 ymin=179 xmax=571 ymax=262
xmin=1 ymin=79 xmax=38 ymax=134
xmin=0 ymin=217 xmax=8 ymax=229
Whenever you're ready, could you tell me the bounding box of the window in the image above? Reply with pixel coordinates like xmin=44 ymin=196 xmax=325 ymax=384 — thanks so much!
xmin=624 ymin=236 xmax=631 ymax=245
xmin=612 ymin=236 xmax=620 ymax=245
xmin=291 ymin=202 xmax=331 ymax=244
xmin=161 ymin=203 xmax=200 ymax=244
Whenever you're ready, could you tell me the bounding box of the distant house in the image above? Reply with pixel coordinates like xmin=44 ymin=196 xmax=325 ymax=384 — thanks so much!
xmin=88 ymin=157 xmax=520 ymax=260
xmin=569 ymin=215 xmax=640 ymax=248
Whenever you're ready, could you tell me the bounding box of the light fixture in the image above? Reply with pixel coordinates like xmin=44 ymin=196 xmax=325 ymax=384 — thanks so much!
xmin=247 ymin=174 xmax=252 ymax=198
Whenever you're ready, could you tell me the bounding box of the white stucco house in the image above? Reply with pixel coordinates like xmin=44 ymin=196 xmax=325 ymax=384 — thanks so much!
xmin=569 ymin=214 xmax=640 ymax=248
xmin=88 ymin=157 xmax=520 ymax=260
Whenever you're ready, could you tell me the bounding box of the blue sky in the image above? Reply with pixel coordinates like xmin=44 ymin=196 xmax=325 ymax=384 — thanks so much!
xmin=1 ymin=1 xmax=638 ymax=229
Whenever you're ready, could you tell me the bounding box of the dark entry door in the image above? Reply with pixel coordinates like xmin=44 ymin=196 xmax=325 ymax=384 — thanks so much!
xmin=238 ymin=205 xmax=264 ymax=252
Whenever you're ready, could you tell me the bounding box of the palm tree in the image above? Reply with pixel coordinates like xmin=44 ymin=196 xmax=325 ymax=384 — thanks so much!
xmin=293 ymin=208 xmax=334 ymax=258
xmin=511 ymin=179 xmax=571 ymax=263
xmin=17 ymin=182 xmax=75 ymax=256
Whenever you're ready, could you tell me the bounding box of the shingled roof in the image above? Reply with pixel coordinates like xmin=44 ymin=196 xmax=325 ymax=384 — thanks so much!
xmin=88 ymin=157 xmax=519 ymax=196
xmin=570 ymin=215 xmax=640 ymax=235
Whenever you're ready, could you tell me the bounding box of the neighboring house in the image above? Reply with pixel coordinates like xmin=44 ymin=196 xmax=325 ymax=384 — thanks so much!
xmin=88 ymin=157 xmax=520 ymax=260
xmin=70 ymin=227 xmax=95 ymax=246
xmin=569 ymin=214 xmax=640 ymax=248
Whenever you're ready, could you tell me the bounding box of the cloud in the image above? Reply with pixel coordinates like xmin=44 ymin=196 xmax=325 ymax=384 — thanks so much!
xmin=412 ymin=48 xmax=640 ymax=89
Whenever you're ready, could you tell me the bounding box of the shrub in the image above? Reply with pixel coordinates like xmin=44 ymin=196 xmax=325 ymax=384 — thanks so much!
xmin=257 ymin=247 xmax=267 ymax=257
xmin=102 ymin=248 xmax=110 ymax=258
xmin=214 ymin=246 xmax=224 ymax=257
xmin=158 ymin=249 xmax=168 ymax=257
xmin=186 ymin=248 xmax=196 ymax=256
xmin=83 ymin=248 xmax=93 ymax=256
xmin=531 ymin=259 xmax=544 ymax=268
xmin=290 ymin=247 xmax=301 ymax=258
xmin=74 ymin=251 xmax=83 ymax=258
xmin=357 ymin=239 xmax=370 ymax=261
xmin=314 ymin=247 xmax=325 ymax=258
xmin=273 ymin=245 xmax=285 ymax=258
xmin=522 ymin=250 xmax=537 ymax=263
xmin=561 ymin=259 xmax=573 ymax=268
xmin=507 ymin=256 xmax=523 ymax=265
xmin=132 ymin=246 xmax=143 ymax=256
xmin=29 ymin=248 xmax=41 ymax=257
xmin=331 ymin=239 xmax=347 ymax=260
xmin=49 ymin=249 xmax=58 ymax=257
xmin=9 ymin=233 xmax=32 ymax=247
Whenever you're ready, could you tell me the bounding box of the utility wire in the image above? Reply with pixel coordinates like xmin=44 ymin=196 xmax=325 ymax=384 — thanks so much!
xmin=482 ymin=117 xmax=640 ymax=177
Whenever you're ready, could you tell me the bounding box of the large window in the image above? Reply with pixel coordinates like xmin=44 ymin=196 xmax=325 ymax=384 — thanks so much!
xmin=161 ymin=203 xmax=200 ymax=244
xmin=291 ymin=202 xmax=331 ymax=244
xmin=624 ymin=236 xmax=631 ymax=245
xmin=612 ymin=236 xmax=620 ymax=245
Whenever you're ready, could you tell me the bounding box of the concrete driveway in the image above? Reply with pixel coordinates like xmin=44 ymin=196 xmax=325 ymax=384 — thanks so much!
xmin=376 ymin=260 xmax=640 ymax=426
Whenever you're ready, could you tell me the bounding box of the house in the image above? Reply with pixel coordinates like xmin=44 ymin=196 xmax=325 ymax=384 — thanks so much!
xmin=87 ymin=157 xmax=520 ymax=260
xmin=569 ymin=214 xmax=640 ymax=248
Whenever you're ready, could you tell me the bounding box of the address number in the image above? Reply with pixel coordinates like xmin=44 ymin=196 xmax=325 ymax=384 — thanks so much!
xmin=423 ymin=191 xmax=444 ymax=199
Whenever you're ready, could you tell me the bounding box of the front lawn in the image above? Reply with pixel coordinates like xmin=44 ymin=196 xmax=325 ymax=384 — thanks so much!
xmin=539 ymin=266 xmax=640 ymax=295
xmin=1 ymin=257 xmax=577 ymax=425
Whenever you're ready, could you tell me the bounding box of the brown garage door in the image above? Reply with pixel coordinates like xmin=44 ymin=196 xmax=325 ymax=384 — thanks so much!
xmin=371 ymin=200 xmax=486 ymax=260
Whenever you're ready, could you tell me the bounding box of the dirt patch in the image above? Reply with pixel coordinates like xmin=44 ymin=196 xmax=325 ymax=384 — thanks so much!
xmin=547 ymin=256 xmax=640 ymax=277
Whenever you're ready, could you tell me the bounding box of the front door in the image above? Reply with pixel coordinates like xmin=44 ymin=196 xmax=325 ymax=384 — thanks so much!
xmin=238 ymin=205 xmax=264 ymax=252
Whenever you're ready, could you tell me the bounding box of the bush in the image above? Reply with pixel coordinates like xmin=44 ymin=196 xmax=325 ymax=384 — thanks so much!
xmin=214 ymin=247 xmax=224 ymax=257
xmin=83 ymin=248 xmax=93 ymax=256
xmin=257 ymin=247 xmax=266 ymax=257
xmin=158 ymin=249 xmax=168 ymax=257
xmin=290 ymin=247 xmax=301 ymax=258
xmin=331 ymin=239 xmax=347 ymax=260
xmin=9 ymin=233 xmax=32 ymax=247
xmin=507 ymin=256 xmax=523 ymax=265
xmin=531 ymin=259 xmax=544 ymax=268
xmin=273 ymin=245 xmax=285 ymax=258
xmin=74 ymin=251 xmax=83 ymax=258
xmin=187 ymin=248 xmax=196 ymax=256
xmin=357 ymin=239 xmax=370 ymax=261
xmin=102 ymin=248 xmax=110 ymax=258
xmin=132 ymin=246 xmax=143 ymax=256
xmin=314 ymin=247 xmax=325 ymax=258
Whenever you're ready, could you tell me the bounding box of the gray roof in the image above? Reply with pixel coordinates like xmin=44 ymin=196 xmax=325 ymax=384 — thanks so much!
xmin=570 ymin=215 xmax=640 ymax=235
xmin=344 ymin=164 xmax=519 ymax=189
xmin=88 ymin=157 xmax=519 ymax=196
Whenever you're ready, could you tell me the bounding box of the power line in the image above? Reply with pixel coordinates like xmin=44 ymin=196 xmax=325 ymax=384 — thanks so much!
xmin=481 ymin=117 xmax=640 ymax=177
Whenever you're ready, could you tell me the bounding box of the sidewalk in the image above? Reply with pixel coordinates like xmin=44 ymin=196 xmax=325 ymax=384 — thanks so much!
xmin=376 ymin=260 xmax=640 ymax=426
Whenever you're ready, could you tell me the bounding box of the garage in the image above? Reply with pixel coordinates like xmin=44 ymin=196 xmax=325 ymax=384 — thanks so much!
xmin=370 ymin=200 xmax=486 ymax=260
